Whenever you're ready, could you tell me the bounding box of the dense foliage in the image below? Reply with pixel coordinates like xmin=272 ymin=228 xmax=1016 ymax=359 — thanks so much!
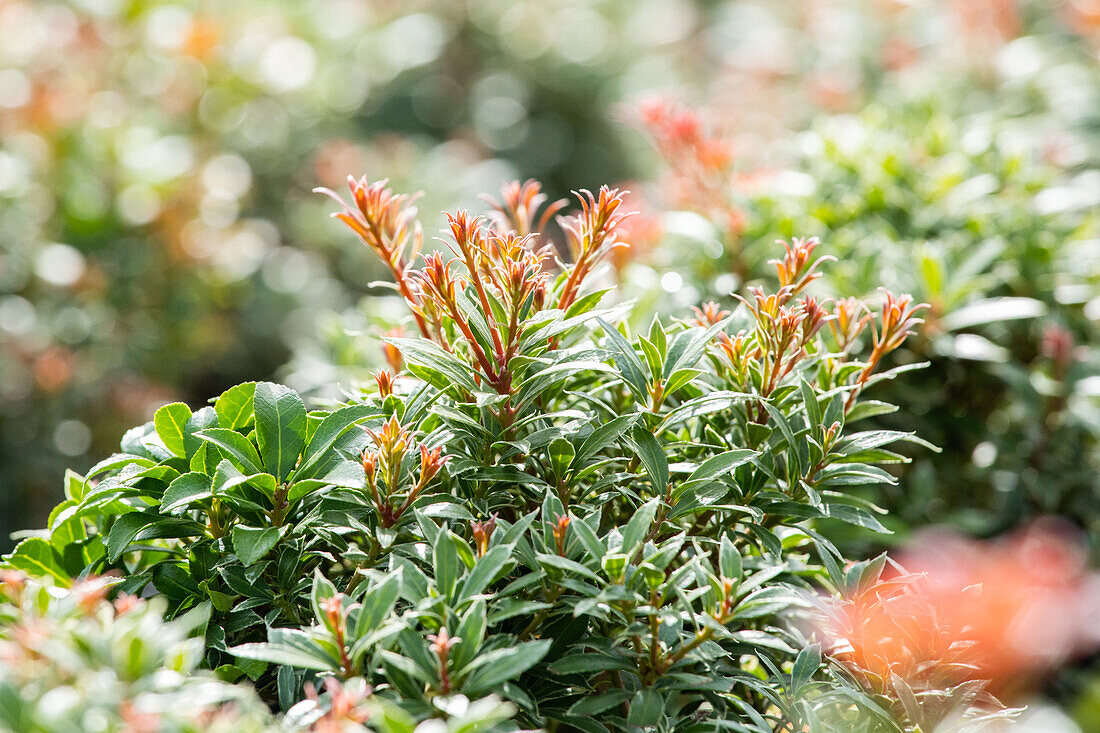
xmin=0 ymin=0 xmax=698 ymax=544
xmin=631 ymin=89 xmax=1100 ymax=553
xmin=5 ymin=177 xmax=1034 ymax=731
xmin=0 ymin=573 xmax=518 ymax=732
xmin=4 ymin=2 xmax=1098 ymax=729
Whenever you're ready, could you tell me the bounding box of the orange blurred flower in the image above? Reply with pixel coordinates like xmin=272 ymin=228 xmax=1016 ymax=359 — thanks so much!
xmin=817 ymin=522 xmax=1100 ymax=700
xmin=636 ymin=97 xmax=741 ymax=220
xmin=609 ymin=187 xmax=662 ymax=272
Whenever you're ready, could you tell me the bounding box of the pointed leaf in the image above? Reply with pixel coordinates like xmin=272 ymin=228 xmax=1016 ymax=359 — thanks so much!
xmin=232 ymin=525 xmax=283 ymax=566
xmin=253 ymin=382 xmax=307 ymax=482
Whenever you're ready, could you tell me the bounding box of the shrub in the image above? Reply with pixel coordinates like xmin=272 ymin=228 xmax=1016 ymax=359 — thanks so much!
xmin=7 ymin=177 xmax=1023 ymax=731
xmin=0 ymin=572 xmax=518 ymax=732
xmin=631 ymin=91 xmax=1100 ymax=553
xmin=0 ymin=0 xmax=702 ymax=546
xmin=0 ymin=573 xmax=274 ymax=732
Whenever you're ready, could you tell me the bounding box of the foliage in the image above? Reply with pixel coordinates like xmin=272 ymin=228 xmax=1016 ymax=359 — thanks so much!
xmin=633 ymin=87 xmax=1100 ymax=553
xmin=4 ymin=177 xmax=1026 ymax=731
xmin=0 ymin=572 xmax=274 ymax=732
xmin=0 ymin=572 xmax=520 ymax=733
xmin=0 ymin=0 xmax=706 ymax=546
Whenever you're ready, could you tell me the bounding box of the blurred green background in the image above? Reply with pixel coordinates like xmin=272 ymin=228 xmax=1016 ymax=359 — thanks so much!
xmin=2 ymin=0 xmax=1098 ymax=565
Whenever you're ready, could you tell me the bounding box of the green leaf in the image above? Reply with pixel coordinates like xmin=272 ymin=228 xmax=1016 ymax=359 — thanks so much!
xmin=684 ymin=449 xmax=756 ymax=485
xmin=657 ymin=391 xmax=752 ymax=431
xmin=568 ymin=514 xmax=605 ymax=564
xmin=196 ymin=429 xmax=262 ymax=475
xmin=160 ymin=472 xmax=213 ymax=514
xmin=387 ymin=337 xmax=478 ymax=392
xmin=762 ymin=402 xmax=804 ymax=478
xmin=183 ymin=407 xmax=219 ymax=458
xmin=627 ymin=428 xmax=668 ymax=494
xmin=596 ymin=317 xmax=648 ymax=402
xmin=434 ymin=530 xmax=461 ymax=601
xmin=845 ymin=400 xmax=898 ymax=423
xmin=154 ymin=402 xmax=192 ymax=459
xmin=573 ymin=413 xmax=640 ymax=467
xmin=620 ymin=498 xmax=658 ymax=558
xmin=719 ymin=534 xmax=742 ymax=581
xmin=663 ymin=318 xmax=730 ymax=378
xmin=663 ymin=367 xmax=705 ymax=396
xmin=354 ymin=572 xmax=401 ymax=640
xmin=6 ymin=537 xmax=70 ymax=586
xmin=230 ymin=630 xmax=336 ymax=672
xmin=548 ymin=438 xmax=575 ymax=479
xmin=296 ymin=404 xmax=381 ymax=479
xmin=800 ymin=378 xmax=822 ymax=437
xmin=215 ymin=382 xmax=257 ymax=430
xmin=311 ymin=569 xmax=338 ymax=631
xmin=462 ymin=640 xmax=551 ymax=695
xmin=452 ymin=599 xmax=488 ymax=670
xmin=514 ymin=360 xmax=616 ymax=410
xmin=460 ymin=545 xmax=514 ymax=600
xmin=536 ymin=552 xmax=601 ymax=583
xmin=827 ymin=504 xmax=892 ymax=533
xmin=627 ymin=689 xmax=664 ymax=727
xmin=231 ymin=525 xmax=283 ymax=566
xmin=152 ymin=563 xmax=202 ymax=599
xmin=835 ymin=430 xmax=938 ymax=455
xmin=105 ymin=512 xmax=158 ymax=562
xmin=567 ymin=690 xmax=633 ymax=716
xmin=791 ymin=643 xmax=821 ymax=692
xmin=551 ymin=654 xmax=633 ymax=675
xmin=48 ymin=503 xmax=85 ymax=551
xmin=86 ymin=453 xmax=155 ymax=480
xmin=253 ymin=382 xmax=307 ymax=482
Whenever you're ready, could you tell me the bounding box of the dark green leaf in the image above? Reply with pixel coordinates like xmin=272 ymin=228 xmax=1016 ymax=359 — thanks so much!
xmin=253 ymin=382 xmax=307 ymax=482
xmin=160 ymin=472 xmax=213 ymax=514
xmin=231 ymin=525 xmax=282 ymax=566
xmin=463 ymin=640 xmax=551 ymax=694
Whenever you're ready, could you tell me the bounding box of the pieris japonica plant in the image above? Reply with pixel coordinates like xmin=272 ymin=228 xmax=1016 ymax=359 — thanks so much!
xmin=5 ymin=175 xmax=991 ymax=732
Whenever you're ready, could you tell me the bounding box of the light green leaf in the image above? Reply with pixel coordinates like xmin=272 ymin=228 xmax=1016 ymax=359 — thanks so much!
xmin=230 ymin=630 xmax=336 ymax=672
xmin=296 ymin=404 xmax=381 ymax=479
xmin=460 ymin=545 xmax=514 ymax=600
xmin=353 ymin=572 xmax=401 ymax=640
xmin=105 ymin=512 xmax=158 ymax=562
xmin=719 ymin=534 xmax=742 ymax=581
xmin=215 ymin=382 xmax=257 ymax=430
xmin=154 ymin=402 xmax=192 ymax=459
xmin=434 ymin=530 xmax=461 ymax=601
xmin=627 ymin=690 xmax=664 ymax=727
xmin=627 ymin=428 xmax=668 ymax=494
xmin=6 ymin=537 xmax=70 ymax=586
xmin=620 ymin=498 xmax=658 ymax=558
xmin=792 ymin=643 xmax=821 ymax=692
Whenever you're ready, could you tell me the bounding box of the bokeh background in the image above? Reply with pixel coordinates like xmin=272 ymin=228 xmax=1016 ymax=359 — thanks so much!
xmin=1 ymin=0 xmax=1098 ymax=722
